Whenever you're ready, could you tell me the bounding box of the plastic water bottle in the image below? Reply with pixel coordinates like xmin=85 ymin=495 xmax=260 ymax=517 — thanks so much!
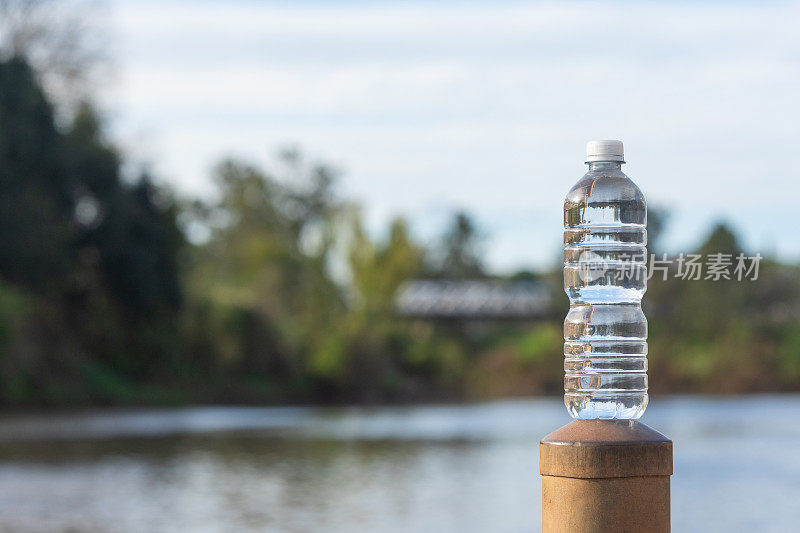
xmin=563 ymin=140 xmax=648 ymax=419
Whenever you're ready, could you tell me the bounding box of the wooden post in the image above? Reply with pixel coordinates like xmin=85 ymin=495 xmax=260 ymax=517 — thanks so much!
xmin=540 ymin=419 xmax=672 ymax=532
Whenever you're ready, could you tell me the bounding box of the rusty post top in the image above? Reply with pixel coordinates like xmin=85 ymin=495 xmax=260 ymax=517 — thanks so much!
xmin=542 ymin=419 xmax=670 ymax=445
xmin=540 ymin=420 xmax=672 ymax=479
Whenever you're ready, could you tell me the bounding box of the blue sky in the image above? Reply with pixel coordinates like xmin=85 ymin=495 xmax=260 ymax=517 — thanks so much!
xmin=106 ymin=0 xmax=800 ymax=272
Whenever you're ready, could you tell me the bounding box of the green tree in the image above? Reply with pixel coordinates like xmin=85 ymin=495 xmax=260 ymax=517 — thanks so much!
xmin=0 ymin=56 xmax=72 ymax=291
xmin=348 ymin=215 xmax=423 ymax=314
xmin=646 ymin=206 xmax=670 ymax=255
xmin=433 ymin=211 xmax=486 ymax=279
xmin=185 ymin=156 xmax=345 ymax=398
xmin=0 ymin=56 xmax=185 ymax=403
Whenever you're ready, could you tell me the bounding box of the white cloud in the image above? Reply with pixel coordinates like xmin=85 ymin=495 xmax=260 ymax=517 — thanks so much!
xmin=108 ymin=0 xmax=800 ymax=270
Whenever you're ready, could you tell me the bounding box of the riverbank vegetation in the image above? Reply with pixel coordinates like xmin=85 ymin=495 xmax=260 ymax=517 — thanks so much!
xmin=1 ymin=12 xmax=799 ymax=408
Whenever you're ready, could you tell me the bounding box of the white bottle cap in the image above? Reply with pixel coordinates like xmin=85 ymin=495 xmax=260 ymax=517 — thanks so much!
xmin=585 ymin=140 xmax=624 ymax=163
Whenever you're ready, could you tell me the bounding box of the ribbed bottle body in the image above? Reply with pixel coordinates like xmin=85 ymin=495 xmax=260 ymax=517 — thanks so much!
xmin=563 ymin=162 xmax=648 ymax=419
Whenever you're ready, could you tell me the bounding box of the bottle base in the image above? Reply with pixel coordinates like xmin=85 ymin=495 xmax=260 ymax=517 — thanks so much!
xmin=565 ymin=392 xmax=648 ymax=419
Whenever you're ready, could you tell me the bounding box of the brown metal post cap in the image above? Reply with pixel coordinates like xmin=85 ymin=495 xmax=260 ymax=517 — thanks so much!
xmin=540 ymin=420 xmax=672 ymax=479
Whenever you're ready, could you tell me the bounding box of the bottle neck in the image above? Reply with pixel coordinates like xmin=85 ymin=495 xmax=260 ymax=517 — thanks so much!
xmin=587 ymin=161 xmax=623 ymax=171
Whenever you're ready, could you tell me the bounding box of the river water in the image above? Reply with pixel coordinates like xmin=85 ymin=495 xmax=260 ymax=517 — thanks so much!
xmin=0 ymin=395 xmax=797 ymax=532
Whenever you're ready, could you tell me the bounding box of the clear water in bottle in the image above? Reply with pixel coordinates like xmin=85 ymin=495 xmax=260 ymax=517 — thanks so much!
xmin=563 ymin=140 xmax=648 ymax=419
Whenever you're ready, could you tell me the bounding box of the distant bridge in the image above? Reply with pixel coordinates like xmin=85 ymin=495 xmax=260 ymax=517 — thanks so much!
xmin=394 ymin=280 xmax=551 ymax=320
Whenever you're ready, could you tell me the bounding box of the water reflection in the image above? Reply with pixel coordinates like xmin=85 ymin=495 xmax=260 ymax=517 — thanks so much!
xmin=0 ymin=396 xmax=799 ymax=532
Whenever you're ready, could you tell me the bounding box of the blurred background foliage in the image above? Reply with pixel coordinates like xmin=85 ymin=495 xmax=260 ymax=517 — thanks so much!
xmin=1 ymin=3 xmax=799 ymax=409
